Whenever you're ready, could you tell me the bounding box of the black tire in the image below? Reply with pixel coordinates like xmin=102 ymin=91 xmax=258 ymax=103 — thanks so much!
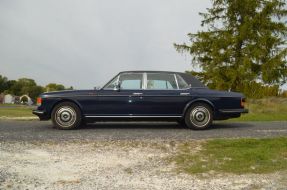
xmin=51 ymin=102 xmax=82 ymax=130
xmin=184 ymin=102 xmax=213 ymax=130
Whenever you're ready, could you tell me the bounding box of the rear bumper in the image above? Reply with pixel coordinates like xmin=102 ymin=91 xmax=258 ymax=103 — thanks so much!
xmin=215 ymin=108 xmax=248 ymax=120
xmin=32 ymin=109 xmax=50 ymax=120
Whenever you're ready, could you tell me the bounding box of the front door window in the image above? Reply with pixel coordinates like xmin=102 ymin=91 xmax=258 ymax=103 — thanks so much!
xmin=119 ymin=73 xmax=143 ymax=90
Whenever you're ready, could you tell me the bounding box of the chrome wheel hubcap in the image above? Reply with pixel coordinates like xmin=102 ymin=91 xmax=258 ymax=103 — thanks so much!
xmin=55 ymin=106 xmax=76 ymax=127
xmin=190 ymin=106 xmax=210 ymax=128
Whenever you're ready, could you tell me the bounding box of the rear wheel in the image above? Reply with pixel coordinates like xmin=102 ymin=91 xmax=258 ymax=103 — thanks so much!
xmin=185 ymin=103 xmax=213 ymax=130
xmin=51 ymin=102 xmax=82 ymax=130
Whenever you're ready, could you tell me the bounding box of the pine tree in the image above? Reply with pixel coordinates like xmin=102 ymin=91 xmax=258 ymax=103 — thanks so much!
xmin=175 ymin=0 xmax=287 ymax=92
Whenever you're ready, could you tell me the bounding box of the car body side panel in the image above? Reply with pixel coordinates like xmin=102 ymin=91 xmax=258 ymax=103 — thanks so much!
xmin=139 ymin=89 xmax=192 ymax=115
xmin=38 ymin=88 xmax=243 ymax=119
xmin=81 ymin=90 xmax=154 ymax=116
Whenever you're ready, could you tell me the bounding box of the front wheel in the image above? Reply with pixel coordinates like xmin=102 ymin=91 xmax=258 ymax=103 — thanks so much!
xmin=184 ymin=103 xmax=213 ymax=130
xmin=51 ymin=102 xmax=82 ymax=130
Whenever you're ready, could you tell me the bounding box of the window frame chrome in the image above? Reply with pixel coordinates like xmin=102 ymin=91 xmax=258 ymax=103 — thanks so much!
xmin=117 ymin=72 xmax=145 ymax=90
xmin=103 ymin=72 xmax=192 ymax=91
xmin=174 ymin=74 xmax=179 ymax=89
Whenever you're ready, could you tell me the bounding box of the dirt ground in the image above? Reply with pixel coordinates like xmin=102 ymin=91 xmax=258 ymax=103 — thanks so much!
xmin=0 ymin=140 xmax=286 ymax=190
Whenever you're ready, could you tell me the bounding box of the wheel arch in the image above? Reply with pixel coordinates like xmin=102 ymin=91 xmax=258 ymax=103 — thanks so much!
xmin=49 ymin=98 xmax=83 ymax=117
xmin=182 ymin=98 xmax=215 ymax=117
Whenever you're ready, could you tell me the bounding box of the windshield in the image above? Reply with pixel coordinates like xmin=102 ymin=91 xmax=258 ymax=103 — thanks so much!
xmin=102 ymin=74 xmax=119 ymax=89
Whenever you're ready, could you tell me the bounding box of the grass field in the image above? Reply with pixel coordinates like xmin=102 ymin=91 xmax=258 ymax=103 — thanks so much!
xmin=170 ymin=137 xmax=287 ymax=174
xmin=0 ymin=105 xmax=34 ymax=117
xmin=231 ymin=97 xmax=287 ymax=121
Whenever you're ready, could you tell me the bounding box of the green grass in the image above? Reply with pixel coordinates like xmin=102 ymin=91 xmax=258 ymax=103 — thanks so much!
xmin=0 ymin=104 xmax=19 ymax=106
xmin=231 ymin=97 xmax=287 ymax=121
xmin=0 ymin=107 xmax=34 ymax=117
xmin=171 ymin=137 xmax=287 ymax=174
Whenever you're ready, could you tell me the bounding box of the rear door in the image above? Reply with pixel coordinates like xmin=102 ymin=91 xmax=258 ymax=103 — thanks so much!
xmin=139 ymin=73 xmax=191 ymax=116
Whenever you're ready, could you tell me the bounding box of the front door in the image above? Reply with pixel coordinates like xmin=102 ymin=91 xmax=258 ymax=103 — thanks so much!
xmin=90 ymin=72 xmax=144 ymax=116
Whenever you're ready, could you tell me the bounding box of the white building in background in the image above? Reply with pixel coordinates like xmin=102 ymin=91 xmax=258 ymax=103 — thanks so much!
xmin=3 ymin=94 xmax=15 ymax=104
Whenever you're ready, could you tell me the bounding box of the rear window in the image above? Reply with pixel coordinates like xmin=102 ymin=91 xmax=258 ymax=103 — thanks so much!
xmin=176 ymin=74 xmax=189 ymax=89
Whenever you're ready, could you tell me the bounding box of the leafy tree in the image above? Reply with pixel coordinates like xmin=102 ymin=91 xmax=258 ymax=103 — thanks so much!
xmin=45 ymin=83 xmax=65 ymax=92
xmin=0 ymin=75 xmax=8 ymax=93
xmin=9 ymin=78 xmax=37 ymax=96
xmin=3 ymin=80 xmax=16 ymax=94
xmin=0 ymin=75 xmax=72 ymax=102
xmin=175 ymin=0 xmax=287 ymax=92
xmin=28 ymin=86 xmax=44 ymax=101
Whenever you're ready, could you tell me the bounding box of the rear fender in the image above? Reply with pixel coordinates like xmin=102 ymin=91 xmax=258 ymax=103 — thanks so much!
xmin=182 ymin=98 xmax=215 ymax=117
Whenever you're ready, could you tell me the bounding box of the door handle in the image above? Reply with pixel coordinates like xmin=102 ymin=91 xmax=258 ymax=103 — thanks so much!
xmin=180 ymin=93 xmax=190 ymax=96
xmin=133 ymin=92 xmax=143 ymax=95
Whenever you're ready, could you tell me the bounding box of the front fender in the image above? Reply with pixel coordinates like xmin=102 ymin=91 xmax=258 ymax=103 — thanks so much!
xmin=44 ymin=98 xmax=84 ymax=117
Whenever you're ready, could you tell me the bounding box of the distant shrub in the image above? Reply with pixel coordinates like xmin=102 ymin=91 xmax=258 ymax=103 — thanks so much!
xmin=241 ymin=82 xmax=279 ymax=99
xmin=280 ymin=90 xmax=287 ymax=98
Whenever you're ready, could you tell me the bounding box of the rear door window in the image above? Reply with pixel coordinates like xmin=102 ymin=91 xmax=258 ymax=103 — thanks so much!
xmin=146 ymin=73 xmax=178 ymax=90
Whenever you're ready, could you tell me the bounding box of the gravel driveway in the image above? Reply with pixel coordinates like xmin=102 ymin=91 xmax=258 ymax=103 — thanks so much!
xmin=1 ymin=141 xmax=286 ymax=190
xmin=0 ymin=120 xmax=287 ymax=189
xmin=0 ymin=120 xmax=287 ymax=141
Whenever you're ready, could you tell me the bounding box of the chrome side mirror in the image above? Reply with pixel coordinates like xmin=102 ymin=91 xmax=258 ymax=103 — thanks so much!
xmin=114 ymin=81 xmax=121 ymax=91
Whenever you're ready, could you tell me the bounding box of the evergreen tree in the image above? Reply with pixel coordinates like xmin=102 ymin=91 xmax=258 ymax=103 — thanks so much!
xmin=175 ymin=0 xmax=287 ymax=92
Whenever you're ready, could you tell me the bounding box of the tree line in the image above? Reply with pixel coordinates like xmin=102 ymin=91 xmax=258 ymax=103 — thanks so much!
xmin=0 ymin=75 xmax=73 ymax=101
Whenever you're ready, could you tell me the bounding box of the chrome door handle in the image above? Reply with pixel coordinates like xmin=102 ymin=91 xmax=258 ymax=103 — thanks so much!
xmin=180 ymin=93 xmax=190 ymax=96
xmin=133 ymin=92 xmax=143 ymax=95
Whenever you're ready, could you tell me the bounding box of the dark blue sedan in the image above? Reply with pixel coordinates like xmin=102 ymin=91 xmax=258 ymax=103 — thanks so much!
xmin=33 ymin=71 xmax=248 ymax=130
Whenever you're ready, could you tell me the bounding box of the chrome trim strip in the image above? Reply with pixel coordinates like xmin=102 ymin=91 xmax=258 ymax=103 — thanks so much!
xmin=180 ymin=93 xmax=190 ymax=96
xmin=84 ymin=115 xmax=182 ymax=118
xmin=32 ymin=110 xmax=45 ymax=115
xmin=55 ymin=94 xmax=192 ymax=97
xmin=219 ymin=109 xmax=249 ymax=113
xmin=116 ymin=75 xmax=120 ymax=86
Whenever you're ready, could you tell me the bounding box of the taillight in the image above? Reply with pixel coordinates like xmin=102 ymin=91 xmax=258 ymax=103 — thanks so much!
xmin=37 ymin=97 xmax=42 ymax=106
xmin=241 ymin=98 xmax=246 ymax=108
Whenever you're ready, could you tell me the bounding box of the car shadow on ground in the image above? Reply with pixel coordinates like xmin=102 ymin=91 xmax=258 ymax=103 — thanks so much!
xmin=77 ymin=121 xmax=254 ymax=130
xmin=81 ymin=122 xmax=183 ymax=130
xmin=211 ymin=122 xmax=254 ymax=130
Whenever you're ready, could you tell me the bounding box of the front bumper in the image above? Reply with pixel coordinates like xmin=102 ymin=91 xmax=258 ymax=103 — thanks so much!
xmin=32 ymin=109 xmax=50 ymax=120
